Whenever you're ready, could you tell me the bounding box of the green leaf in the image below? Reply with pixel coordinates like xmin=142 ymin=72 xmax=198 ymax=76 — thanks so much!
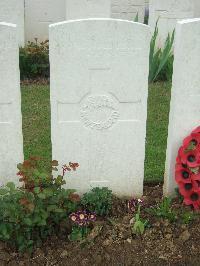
xmin=6 ymin=182 xmax=15 ymax=191
xmin=34 ymin=187 xmax=40 ymax=194
xmin=38 ymin=193 xmax=46 ymax=199
xmin=54 ymin=208 xmax=65 ymax=213
xmin=69 ymin=227 xmax=83 ymax=241
xmin=43 ymin=188 xmax=54 ymax=197
xmin=24 ymin=218 xmax=33 ymax=226
xmin=47 ymin=205 xmax=57 ymax=212
xmin=38 ymin=219 xmax=46 ymax=226
xmin=149 ymin=19 xmax=174 ymax=83
xmin=0 ymin=188 xmax=8 ymax=195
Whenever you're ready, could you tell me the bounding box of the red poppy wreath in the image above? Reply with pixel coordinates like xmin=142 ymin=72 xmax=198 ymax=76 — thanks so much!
xmin=175 ymin=126 xmax=200 ymax=210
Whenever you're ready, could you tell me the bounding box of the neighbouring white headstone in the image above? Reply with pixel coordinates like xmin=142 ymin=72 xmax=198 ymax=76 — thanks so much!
xmin=145 ymin=0 xmax=149 ymax=9
xmin=50 ymin=19 xmax=150 ymax=197
xmin=0 ymin=0 xmax=24 ymax=46
xmin=66 ymin=0 xmax=111 ymax=20
xmin=148 ymin=0 xmax=200 ymax=47
xmin=0 ymin=23 xmax=23 ymax=185
xmin=111 ymin=0 xmax=145 ymax=23
xmin=25 ymin=0 xmax=66 ymax=42
xmin=194 ymin=1 xmax=200 ymax=18
xmin=164 ymin=18 xmax=200 ymax=195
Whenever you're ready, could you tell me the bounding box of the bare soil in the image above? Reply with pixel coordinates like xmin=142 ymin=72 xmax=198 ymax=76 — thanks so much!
xmin=1 ymin=185 xmax=200 ymax=266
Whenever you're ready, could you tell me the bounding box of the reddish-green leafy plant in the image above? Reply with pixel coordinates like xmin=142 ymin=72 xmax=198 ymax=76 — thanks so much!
xmin=0 ymin=158 xmax=79 ymax=252
xmin=19 ymin=39 xmax=49 ymax=80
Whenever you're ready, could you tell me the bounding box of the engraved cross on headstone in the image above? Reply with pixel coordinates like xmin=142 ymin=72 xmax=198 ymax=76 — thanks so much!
xmin=58 ymin=67 xmax=142 ymax=126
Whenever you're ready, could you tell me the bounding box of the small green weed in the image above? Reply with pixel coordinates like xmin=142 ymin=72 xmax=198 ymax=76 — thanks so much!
xmin=146 ymin=197 xmax=177 ymax=222
xmin=132 ymin=206 xmax=149 ymax=235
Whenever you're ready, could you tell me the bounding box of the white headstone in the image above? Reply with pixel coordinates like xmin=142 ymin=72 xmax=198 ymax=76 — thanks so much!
xmin=25 ymin=0 xmax=66 ymax=42
xmin=145 ymin=0 xmax=149 ymax=9
xmin=50 ymin=19 xmax=150 ymax=197
xmin=66 ymin=0 xmax=111 ymax=20
xmin=194 ymin=1 xmax=200 ymax=18
xmin=149 ymin=0 xmax=199 ymax=47
xmin=0 ymin=23 xmax=23 ymax=185
xmin=0 ymin=0 xmax=24 ymax=46
xmin=164 ymin=18 xmax=200 ymax=195
xmin=111 ymin=0 xmax=145 ymax=23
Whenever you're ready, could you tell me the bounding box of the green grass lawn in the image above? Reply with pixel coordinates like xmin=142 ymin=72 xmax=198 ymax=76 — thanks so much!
xmin=145 ymin=82 xmax=171 ymax=182
xmin=21 ymin=82 xmax=171 ymax=182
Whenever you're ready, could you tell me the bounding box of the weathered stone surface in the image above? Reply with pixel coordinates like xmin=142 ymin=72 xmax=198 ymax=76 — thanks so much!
xmin=25 ymin=0 xmax=147 ymax=42
xmin=25 ymin=0 xmax=66 ymax=42
xmin=149 ymin=0 xmax=200 ymax=47
xmin=0 ymin=23 xmax=23 ymax=185
xmin=50 ymin=19 xmax=150 ymax=197
xmin=111 ymin=0 xmax=145 ymax=22
xmin=66 ymin=0 xmax=111 ymax=20
xmin=0 ymin=0 xmax=24 ymax=46
xmin=164 ymin=18 xmax=200 ymax=195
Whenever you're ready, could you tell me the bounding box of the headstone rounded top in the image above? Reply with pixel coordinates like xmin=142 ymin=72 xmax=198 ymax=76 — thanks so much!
xmin=0 ymin=22 xmax=17 ymax=28
xmin=49 ymin=18 xmax=150 ymax=31
xmin=178 ymin=17 xmax=200 ymax=25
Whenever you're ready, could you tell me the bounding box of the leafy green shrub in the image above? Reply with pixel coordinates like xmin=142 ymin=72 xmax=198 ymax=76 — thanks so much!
xmin=0 ymin=158 xmax=80 ymax=252
xmin=19 ymin=40 xmax=49 ymax=80
xmin=149 ymin=21 xmax=174 ymax=83
xmin=81 ymin=187 xmax=112 ymax=216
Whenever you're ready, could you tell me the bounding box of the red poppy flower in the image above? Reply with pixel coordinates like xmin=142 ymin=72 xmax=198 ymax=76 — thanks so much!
xmin=175 ymin=163 xmax=188 ymax=171
xmin=183 ymin=191 xmax=200 ymax=209
xmin=175 ymin=126 xmax=200 ymax=210
xmin=179 ymin=182 xmax=193 ymax=197
xmin=180 ymin=150 xmax=200 ymax=168
xmin=177 ymin=147 xmax=185 ymax=162
xmin=192 ymin=126 xmax=200 ymax=134
xmin=183 ymin=134 xmax=200 ymax=150
xmin=176 ymin=155 xmax=182 ymax=164
xmin=192 ymin=180 xmax=200 ymax=191
xmin=190 ymin=174 xmax=200 ymax=191
xmin=191 ymin=172 xmax=200 ymax=181
xmin=175 ymin=167 xmax=191 ymax=184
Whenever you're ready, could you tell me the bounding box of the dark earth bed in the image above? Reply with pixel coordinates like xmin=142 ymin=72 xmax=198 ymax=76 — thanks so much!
xmin=1 ymin=184 xmax=200 ymax=266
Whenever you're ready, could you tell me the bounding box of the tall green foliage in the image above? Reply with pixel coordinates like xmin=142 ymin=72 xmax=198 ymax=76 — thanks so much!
xmin=149 ymin=21 xmax=175 ymax=83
